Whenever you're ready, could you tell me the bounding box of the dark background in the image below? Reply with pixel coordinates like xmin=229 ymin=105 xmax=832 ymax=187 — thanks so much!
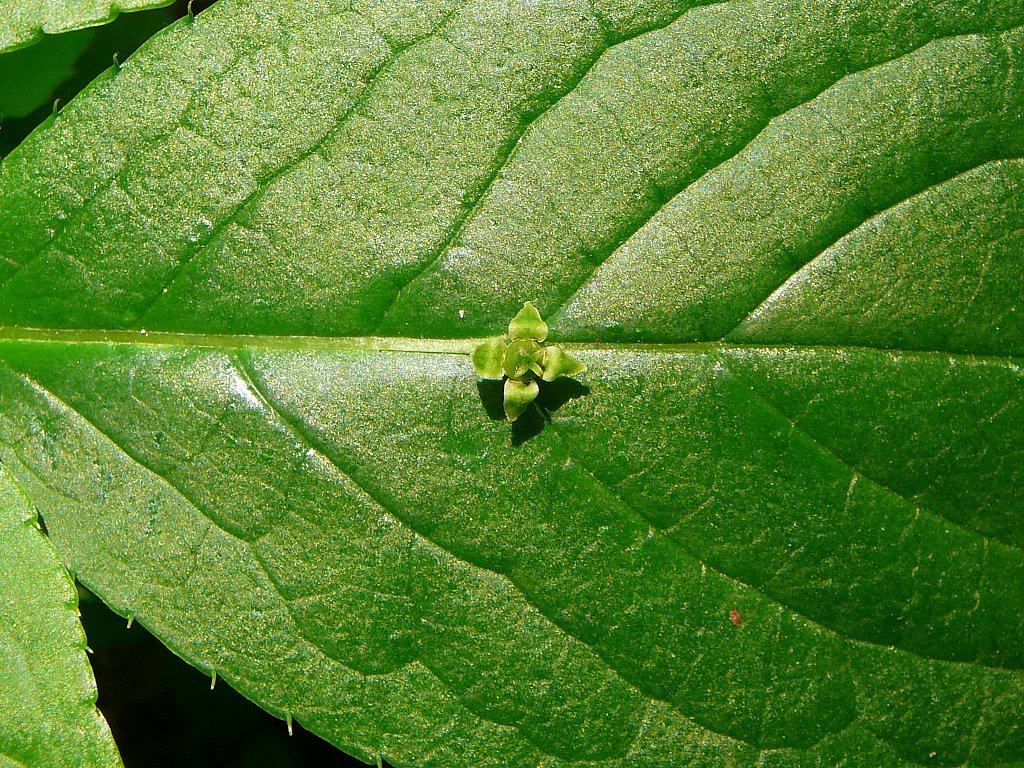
xmin=6 ymin=2 xmax=391 ymax=764
xmin=82 ymin=589 xmax=375 ymax=767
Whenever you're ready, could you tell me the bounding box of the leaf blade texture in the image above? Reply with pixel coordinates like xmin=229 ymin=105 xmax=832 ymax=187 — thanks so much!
xmin=0 ymin=0 xmax=1021 ymax=766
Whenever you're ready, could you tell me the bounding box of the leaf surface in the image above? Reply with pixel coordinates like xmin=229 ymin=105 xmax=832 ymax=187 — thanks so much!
xmin=0 ymin=0 xmax=1022 ymax=766
xmin=0 ymin=463 xmax=123 ymax=768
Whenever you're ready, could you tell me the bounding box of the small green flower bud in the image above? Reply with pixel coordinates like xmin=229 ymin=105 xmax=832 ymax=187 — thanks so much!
xmin=503 ymin=338 xmax=544 ymax=380
xmin=471 ymin=302 xmax=586 ymax=422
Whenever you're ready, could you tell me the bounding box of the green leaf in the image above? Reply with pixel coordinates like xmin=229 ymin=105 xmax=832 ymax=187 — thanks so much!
xmin=0 ymin=0 xmax=173 ymax=54
xmin=0 ymin=463 xmax=123 ymax=768
xmin=0 ymin=0 xmax=1022 ymax=766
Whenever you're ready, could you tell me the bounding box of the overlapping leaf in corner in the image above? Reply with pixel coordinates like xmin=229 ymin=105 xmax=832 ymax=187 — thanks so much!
xmin=472 ymin=302 xmax=586 ymax=420
xmin=0 ymin=464 xmax=122 ymax=768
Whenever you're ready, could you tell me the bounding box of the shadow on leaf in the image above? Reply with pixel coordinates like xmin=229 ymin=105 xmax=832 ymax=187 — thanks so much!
xmin=476 ymin=379 xmax=507 ymax=421
xmin=477 ymin=378 xmax=590 ymax=445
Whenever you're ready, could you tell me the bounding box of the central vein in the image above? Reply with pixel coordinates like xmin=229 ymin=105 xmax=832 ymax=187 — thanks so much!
xmin=0 ymin=326 xmax=726 ymax=354
xmin=0 ymin=327 xmax=490 ymax=354
xmin=0 ymin=326 xmax=721 ymax=355
xmin=0 ymin=327 xmax=1014 ymax=366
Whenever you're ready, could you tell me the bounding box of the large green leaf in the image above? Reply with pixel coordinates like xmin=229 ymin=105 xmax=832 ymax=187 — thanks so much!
xmin=0 ymin=463 xmax=123 ymax=768
xmin=0 ymin=0 xmax=1022 ymax=766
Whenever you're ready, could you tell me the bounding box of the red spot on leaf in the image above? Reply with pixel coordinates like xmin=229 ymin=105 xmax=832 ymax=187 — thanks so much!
xmin=729 ymin=610 xmax=743 ymax=626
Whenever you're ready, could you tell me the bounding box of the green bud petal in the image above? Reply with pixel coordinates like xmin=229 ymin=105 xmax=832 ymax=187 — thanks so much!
xmin=503 ymin=338 xmax=544 ymax=380
xmin=540 ymin=345 xmax=586 ymax=381
xmin=508 ymin=301 xmax=548 ymax=341
xmin=471 ymin=336 xmax=507 ymax=379
xmin=503 ymin=378 xmax=539 ymax=421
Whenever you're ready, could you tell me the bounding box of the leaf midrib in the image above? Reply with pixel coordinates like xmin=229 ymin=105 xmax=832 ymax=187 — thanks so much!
xmin=0 ymin=326 xmax=1020 ymax=367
